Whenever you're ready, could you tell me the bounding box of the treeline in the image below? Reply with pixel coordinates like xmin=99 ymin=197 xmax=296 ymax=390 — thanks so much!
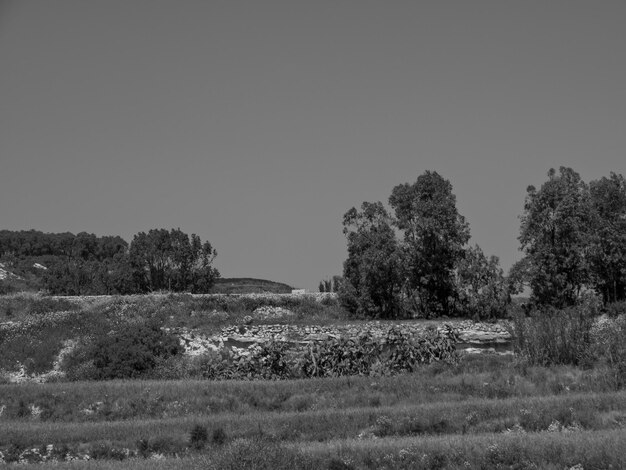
xmin=339 ymin=168 xmax=626 ymax=319
xmin=0 ymin=228 xmax=219 ymax=295
xmin=318 ymin=276 xmax=342 ymax=293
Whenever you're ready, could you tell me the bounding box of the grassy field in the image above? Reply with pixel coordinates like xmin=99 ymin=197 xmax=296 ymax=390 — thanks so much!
xmin=1 ymin=293 xmax=625 ymax=468
xmin=2 ymin=355 xmax=626 ymax=468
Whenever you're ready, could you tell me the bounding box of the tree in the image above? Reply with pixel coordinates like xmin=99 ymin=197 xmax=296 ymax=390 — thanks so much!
xmin=456 ymin=245 xmax=509 ymax=319
xmin=389 ymin=171 xmax=470 ymax=316
xmin=129 ymin=228 xmax=219 ymax=293
xmin=507 ymin=256 xmax=532 ymax=297
xmin=518 ymin=167 xmax=595 ymax=307
xmin=589 ymin=172 xmax=626 ymax=303
xmin=339 ymin=202 xmax=403 ymax=318
xmin=331 ymin=275 xmax=342 ymax=293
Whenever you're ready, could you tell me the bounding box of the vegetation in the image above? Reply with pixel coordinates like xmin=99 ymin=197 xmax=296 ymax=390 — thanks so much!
xmin=0 ymin=228 xmax=219 ymax=295
xmin=518 ymin=167 xmax=626 ymax=307
xmin=318 ymin=276 xmax=342 ymax=293
xmin=589 ymin=172 xmax=626 ymax=304
xmin=212 ymin=278 xmax=294 ymax=294
xmin=339 ymin=167 xmax=626 ymax=320
xmin=2 ymin=356 xmax=626 ymax=467
xmin=511 ymin=294 xmax=599 ymax=366
xmin=128 ymin=229 xmax=218 ymax=293
xmin=1 ymin=166 xmax=626 ymax=467
xmin=339 ymin=171 xmax=507 ymax=320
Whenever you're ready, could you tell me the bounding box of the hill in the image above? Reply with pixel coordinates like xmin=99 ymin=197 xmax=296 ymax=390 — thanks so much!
xmin=210 ymin=277 xmax=294 ymax=294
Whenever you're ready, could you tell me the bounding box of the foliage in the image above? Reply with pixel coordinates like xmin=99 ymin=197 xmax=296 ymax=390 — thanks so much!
xmin=300 ymin=326 xmax=459 ymax=378
xmin=129 ymin=228 xmax=219 ymax=293
xmin=318 ymin=276 xmax=342 ymax=293
xmin=511 ymin=294 xmax=600 ymax=366
xmin=212 ymin=427 xmax=228 ymax=446
xmin=0 ymin=308 xmax=88 ymax=374
xmin=196 ymin=327 xmax=458 ymax=380
xmin=0 ymin=228 xmax=219 ymax=295
xmin=603 ymin=300 xmax=626 ymax=317
xmin=339 ymin=202 xmax=404 ymax=318
xmin=340 ymin=171 xmax=501 ymax=319
xmin=389 ymin=171 xmax=471 ymax=317
xmin=506 ymin=256 xmax=532 ymax=296
xmin=455 ymin=245 xmax=509 ymax=320
xmin=71 ymin=319 xmax=182 ymax=380
xmin=189 ymin=425 xmax=209 ymax=450
xmin=210 ymin=278 xmax=293 ymax=294
xmin=590 ymin=314 xmax=626 ymax=388
xmin=588 ymin=172 xmax=626 ymax=303
xmin=519 ymin=167 xmax=596 ymax=308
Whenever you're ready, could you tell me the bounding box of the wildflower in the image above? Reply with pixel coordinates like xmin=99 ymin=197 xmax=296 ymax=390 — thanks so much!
xmin=547 ymin=420 xmax=561 ymax=432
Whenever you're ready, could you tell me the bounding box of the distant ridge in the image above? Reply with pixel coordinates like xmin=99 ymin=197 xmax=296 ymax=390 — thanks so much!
xmin=210 ymin=278 xmax=294 ymax=294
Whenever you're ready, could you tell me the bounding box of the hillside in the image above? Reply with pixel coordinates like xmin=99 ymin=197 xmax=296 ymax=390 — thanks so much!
xmin=210 ymin=277 xmax=294 ymax=294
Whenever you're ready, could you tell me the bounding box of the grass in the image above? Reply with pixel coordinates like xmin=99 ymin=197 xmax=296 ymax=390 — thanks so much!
xmin=3 ymin=391 xmax=626 ymax=447
xmin=9 ymin=431 xmax=626 ymax=469
xmin=2 ymin=294 xmax=626 ymax=468
xmin=2 ymin=356 xmax=626 ymax=468
xmin=0 ymin=356 xmax=622 ymax=421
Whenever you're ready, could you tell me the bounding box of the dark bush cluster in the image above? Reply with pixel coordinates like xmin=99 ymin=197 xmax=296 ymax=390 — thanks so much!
xmin=63 ymin=319 xmax=182 ymax=380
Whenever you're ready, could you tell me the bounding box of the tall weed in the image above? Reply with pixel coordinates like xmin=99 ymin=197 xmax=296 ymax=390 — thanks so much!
xmin=511 ymin=296 xmax=599 ymax=366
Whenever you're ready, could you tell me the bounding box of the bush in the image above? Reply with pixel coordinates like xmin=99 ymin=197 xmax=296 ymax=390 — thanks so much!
xmin=81 ymin=319 xmax=181 ymax=379
xmin=511 ymin=295 xmax=599 ymax=366
xmin=591 ymin=314 xmax=626 ymax=387
xmin=212 ymin=427 xmax=228 ymax=446
xmin=604 ymin=300 xmax=626 ymax=317
xmin=189 ymin=424 xmax=209 ymax=450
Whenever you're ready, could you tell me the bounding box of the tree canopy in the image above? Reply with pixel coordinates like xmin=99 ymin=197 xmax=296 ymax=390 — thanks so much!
xmin=518 ymin=167 xmax=595 ymax=307
xmin=389 ymin=171 xmax=471 ymax=316
xmin=588 ymin=173 xmax=626 ymax=303
xmin=129 ymin=228 xmax=219 ymax=293
xmin=339 ymin=171 xmax=504 ymax=319
xmin=340 ymin=202 xmax=403 ymax=318
xmin=0 ymin=228 xmax=219 ymax=295
xmin=517 ymin=167 xmax=626 ymax=307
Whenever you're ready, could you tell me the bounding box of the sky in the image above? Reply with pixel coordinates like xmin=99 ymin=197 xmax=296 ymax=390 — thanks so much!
xmin=1 ymin=1 xmax=625 ymax=290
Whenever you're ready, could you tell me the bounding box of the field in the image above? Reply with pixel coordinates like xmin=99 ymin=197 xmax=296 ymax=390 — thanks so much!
xmin=1 ymin=293 xmax=625 ymax=469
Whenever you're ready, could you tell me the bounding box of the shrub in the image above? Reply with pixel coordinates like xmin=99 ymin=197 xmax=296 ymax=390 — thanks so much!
xmin=604 ymin=300 xmax=626 ymax=317
xmin=135 ymin=436 xmax=182 ymax=457
xmin=591 ymin=314 xmax=626 ymax=387
xmin=189 ymin=424 xmax=209 ymax=450
xmin=86 ymin=319 xmax=181 ymax=379
xmin=212 ymin=427 xmax=228 ymax=446
xmin=511 ymin=295 xmax=599 ymax=366
xmin=89 ymin=441 xmax=128 ymax=461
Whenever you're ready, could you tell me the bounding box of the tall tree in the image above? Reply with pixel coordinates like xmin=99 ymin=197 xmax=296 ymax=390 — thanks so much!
xmin=456 ymin=245 xmax=509 ymax=320
xmin=129 ymin=228 xmax=218 ymax=293
xmin=518 ymin=167 xmax=595 ymax=307
xmin=339 ymin=202 xmax=403 ymax=318
xmin=389 ymin=171 xmax=470 ymax=316
xmin=589 ymin=172 xmax=626 ymax=303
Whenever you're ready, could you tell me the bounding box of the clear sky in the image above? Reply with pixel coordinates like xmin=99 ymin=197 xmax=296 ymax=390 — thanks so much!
xmin=1 ymin=1 xmax=625 ymax=290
